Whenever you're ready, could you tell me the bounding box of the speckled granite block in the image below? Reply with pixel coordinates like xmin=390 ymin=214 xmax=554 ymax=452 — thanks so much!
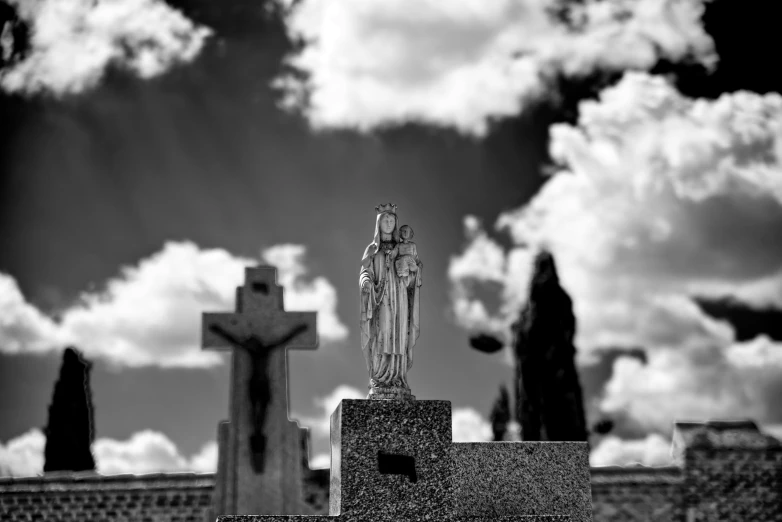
xmin=452 ymin=442 xmax=592 ymax=522
xmin=217 ymin=515 xmax=571 ymax=522
xmin=216 ymin=401 xmax=589 ymax=522
xmin=331 ymin=399 xmax=452 ymax=521
xmin=217 ymin=515 xmax=334 ymax=522
xmin=461 ymin=517 xmax=570 ymax=521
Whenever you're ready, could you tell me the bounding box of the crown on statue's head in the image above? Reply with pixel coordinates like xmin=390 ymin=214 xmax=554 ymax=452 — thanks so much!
xmin=375 ymin=203 xmax=398 ymax=214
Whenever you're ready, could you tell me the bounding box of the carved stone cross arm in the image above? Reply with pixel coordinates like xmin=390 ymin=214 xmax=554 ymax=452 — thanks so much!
xmin=208 ymin=323 xmax=245 ymax=349
xmin=202 ymin=311 xmax=317 ymax=352
xmin=207 ymin=322 xmax=311 ymax=352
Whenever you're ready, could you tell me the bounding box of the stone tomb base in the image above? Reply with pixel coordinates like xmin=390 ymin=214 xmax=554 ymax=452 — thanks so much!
xmin=218 ymin=400 xmax=592 ymax=522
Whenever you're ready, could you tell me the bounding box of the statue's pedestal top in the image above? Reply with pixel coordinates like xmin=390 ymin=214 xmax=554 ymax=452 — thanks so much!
xmin=367 ymin=385 xmax=416 ymax=400
xmin=330 ymin=400 xmax=452 ymax=520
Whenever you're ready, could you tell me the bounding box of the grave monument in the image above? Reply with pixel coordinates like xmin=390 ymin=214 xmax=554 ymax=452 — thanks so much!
xmin=213 ymin=204 xmax=593 ymax=522
xmin=202 ymin=266 xmax=318 ymax=519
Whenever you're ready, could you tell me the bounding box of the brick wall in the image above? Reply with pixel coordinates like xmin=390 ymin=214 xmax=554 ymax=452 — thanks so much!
xmin=675 ymin=420 xmax=782 ymax=522
xmin=0 ymin=468 xmax=329 ymax=522
xmin=591 ymin=466 xmax=683 ymax=522
xmin=2 ymin=420 xmax=780 ymax=522
xmin=0 ymin=472 xmax=214 ymax=522
xmin=680 ymin=447 xmax=782 ymax=521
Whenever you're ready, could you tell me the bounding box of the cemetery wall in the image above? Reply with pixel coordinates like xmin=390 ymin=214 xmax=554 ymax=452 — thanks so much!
xmin=0 ymin=468 xmax=330 ymax=522
xmin=2 ymin=423 xmax=780 ymax=521
xmin=2 ymin=448 xmax=780 ymax=522
xmin=680 ymin=447 xmax=782 ymax=521
xmin=0 ymin=472 xmax=214 ymax=522
xmin=590 ymin=466 xmax=683 ymax=522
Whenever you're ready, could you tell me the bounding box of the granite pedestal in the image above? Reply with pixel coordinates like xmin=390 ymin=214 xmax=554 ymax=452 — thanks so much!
xmin=217 ymin=399 xmax=592 ymax=522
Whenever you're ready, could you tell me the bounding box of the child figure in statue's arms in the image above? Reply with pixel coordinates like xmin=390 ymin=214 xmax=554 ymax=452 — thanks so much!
xmin=395 ymin=225 xmax=419 ymax=278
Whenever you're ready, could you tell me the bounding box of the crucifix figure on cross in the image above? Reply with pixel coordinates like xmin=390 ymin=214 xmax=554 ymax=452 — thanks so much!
xmin=209 ymin=322 xmax=309 ymax=473
xmin=202 ymin=266 xmax=317 ymax=496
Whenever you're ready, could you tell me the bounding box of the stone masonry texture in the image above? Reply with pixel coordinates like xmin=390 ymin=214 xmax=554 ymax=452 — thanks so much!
xmin=0 ymin=472 xmax=214 ymax=522
xmin=219 ymin=399 xmax=589 ymax=522
xmin=452 ymin=442 xmax=592 ymax=522
xmin=1 ymin=420 xmax=780 ymax=521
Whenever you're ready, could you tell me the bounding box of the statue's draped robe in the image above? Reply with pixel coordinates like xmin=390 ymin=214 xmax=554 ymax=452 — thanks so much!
xmin=360 ymin=239 xmax=421 ymax=388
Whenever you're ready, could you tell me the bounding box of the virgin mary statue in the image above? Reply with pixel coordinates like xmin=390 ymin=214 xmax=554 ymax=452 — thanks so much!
xmin=359 ymin=203 xmax=422 ymax=399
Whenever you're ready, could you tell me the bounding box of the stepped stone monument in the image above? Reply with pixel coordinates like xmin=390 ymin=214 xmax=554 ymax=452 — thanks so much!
xmin=214 ymin=205 xmax=593 ymax=522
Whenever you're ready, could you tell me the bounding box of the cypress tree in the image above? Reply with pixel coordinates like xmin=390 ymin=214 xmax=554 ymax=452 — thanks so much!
xmin=43 ymin=347 xmax=96 ymax=473
xmin=489 ymin=385 xmax=511 ymax=441
xmin=513 ymin=250 xmax=588 ymax=442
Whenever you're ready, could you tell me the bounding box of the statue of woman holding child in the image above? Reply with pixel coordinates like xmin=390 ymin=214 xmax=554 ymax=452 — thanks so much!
xmin=359 ymin=203 xmax=423 ymax=399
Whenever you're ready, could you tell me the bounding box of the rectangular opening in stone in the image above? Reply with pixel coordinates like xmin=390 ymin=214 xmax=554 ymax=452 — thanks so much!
xmin=252 ymin=282 xmax=269 ymax=294
xmin=377 ymin=451 xmax=417 ymax=483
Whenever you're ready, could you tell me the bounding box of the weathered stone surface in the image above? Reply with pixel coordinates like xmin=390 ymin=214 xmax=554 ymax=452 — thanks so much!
xmin=5 ymin=422 xmax=782 ymax=522
xmin=217 ymin=400 xmax=590 ymax=522
xmin=218 ymin=515 xmax=571 ymax=522
xmin=452 ymin=442 xmax=592 ymax=522
xmin=674 ymin=420 xmax=782 ymax=522
xmin=203 ymin=266 xmax=318 ymax=518
xmin=331 ymin=399 xmax=452 ymax=521
xmin=0 ymin=472 xmax=214 ymax=522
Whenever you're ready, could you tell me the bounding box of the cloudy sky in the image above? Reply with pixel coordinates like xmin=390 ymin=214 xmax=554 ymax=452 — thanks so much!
xmin=1 ymin=0 xmax=781 ymax=476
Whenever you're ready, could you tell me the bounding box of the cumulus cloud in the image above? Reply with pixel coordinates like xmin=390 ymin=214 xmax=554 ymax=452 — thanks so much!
xmin=295 ymin=384 xmax=365 ymax=436
xmin=0 ymin=429 xmax=45 ymax=477
xmin=187 ymin=441 xmax=218 ymax=473
xmin=590 ymin=433 xmax=674 ymax=467
xmin=763 ymin=423 xmax=782 ymax=442
xmin=452 ymin=407 xmax=492 ymax=442
xmin=276 ymin=0 xmax=715 ymax=135
xmin=695 ymin=268 xmax=782 ymax=310
xmin=449 ymin=216 xmax=535 ymax=341
xmin=95 ymin=431 xmax=216 ymax=475
xmin=0 ymin=274 xmax=63 ymax=353
xmin=0 ymin=0 xmax=211 ymax=96
xmin=0 ymin=429 xmax=216 ymax=477
xmin=449 ymin=72 xmax=782 ymax=432
xmin=0 ymin=241 xmax=348 ymax=368
xmin=599 ymin=347 xmax=765 ymax=433
xmin=309 ymin=452 xmax=330 ymax=469
xmin=505 ymin=420 xmax=522 ymax=442
xmin=262 ymin=244 xmax=350 ymax=343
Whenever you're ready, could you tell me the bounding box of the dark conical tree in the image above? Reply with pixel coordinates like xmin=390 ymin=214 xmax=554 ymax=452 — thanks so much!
xmin=0 ymin=1 xmax=30 ymax=68
xmin=469 ymin=334 xmax=504 ymax=354
xmin=513 ymin=250 xmax=588 ymax=443
xmin=591 ymin=418 xmax=614 ymax=436
xmin=489 ymin=385 xmax=511 ymax=441
xmin=43 ymin=347 xmax=96 ymax=473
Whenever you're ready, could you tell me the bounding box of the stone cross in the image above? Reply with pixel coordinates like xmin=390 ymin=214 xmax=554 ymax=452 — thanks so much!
xmin=202 ymin=266 xmax=317 ymax=517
